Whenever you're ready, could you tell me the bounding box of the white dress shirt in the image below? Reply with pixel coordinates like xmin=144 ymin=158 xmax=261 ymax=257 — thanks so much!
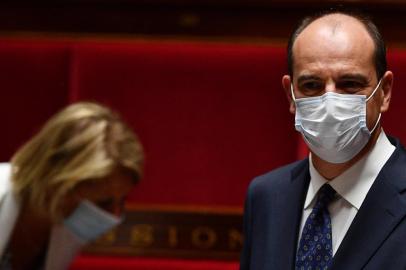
xmin=298 ymin=131 xmax=395 ymax=255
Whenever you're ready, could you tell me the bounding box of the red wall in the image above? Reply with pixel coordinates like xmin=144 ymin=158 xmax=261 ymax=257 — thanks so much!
xmin=1 ymin=38 xmax=406 ymax=206
xmin=0 ymin=38 xmax=299 ymax=208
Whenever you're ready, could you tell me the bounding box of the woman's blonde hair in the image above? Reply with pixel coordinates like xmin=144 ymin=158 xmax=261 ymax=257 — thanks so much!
xmin=11 ymin=102 xmax=144 ymax=219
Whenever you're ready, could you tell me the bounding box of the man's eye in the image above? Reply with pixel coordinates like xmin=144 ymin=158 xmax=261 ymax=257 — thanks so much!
xmin=299 ymin=81 xmax=324 ymax=96
xmin=302 ymin=81 xmax=323 ymax=90
xmin=338 ymin=81 xmax=364 ymax=92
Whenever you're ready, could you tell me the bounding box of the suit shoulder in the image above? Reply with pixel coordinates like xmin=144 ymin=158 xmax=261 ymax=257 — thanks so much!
xmin=247 ymin=159 xmax=308 ymax=195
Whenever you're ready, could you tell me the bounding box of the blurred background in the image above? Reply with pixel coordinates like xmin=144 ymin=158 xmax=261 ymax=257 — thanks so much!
xmin=0 ymin=1 xmax=405 ymax=269
xmin=0 ymin=0 xmax=405 ymax=42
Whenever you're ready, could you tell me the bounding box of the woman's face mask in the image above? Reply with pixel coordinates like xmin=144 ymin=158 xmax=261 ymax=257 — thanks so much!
xmin=63 ymin=199 xmax=122 ymax=242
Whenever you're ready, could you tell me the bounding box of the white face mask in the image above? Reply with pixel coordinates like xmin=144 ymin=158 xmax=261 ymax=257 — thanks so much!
xmin=291 ymin=79 xmax=382 ymax=163
xmin=63 ymin=200 xmax=122 ymax=243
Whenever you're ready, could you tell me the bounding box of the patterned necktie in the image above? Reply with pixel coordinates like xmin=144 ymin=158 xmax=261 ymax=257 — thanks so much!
xmin=296 ymin=184 xmax=336 ymax=270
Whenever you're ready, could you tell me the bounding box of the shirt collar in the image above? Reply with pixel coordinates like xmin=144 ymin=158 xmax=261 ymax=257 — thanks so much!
xmin=305 ymin=130 xmax=395 ymax=210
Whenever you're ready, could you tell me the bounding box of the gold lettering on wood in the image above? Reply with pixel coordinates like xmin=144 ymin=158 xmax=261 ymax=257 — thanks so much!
xmin=191 ymin=226 xmax=217 ymax=249
xmin=130 ymin=224 xmax=154 ymax=247
xmin=168 ymin=226 xmax=178 ymax=247
xmin=228 ymin=228 xmax=243 ymax=250
xmin=94 ymin=229 xmax=117 ymax=245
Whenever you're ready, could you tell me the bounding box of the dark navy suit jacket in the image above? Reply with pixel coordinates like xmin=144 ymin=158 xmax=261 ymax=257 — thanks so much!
xmin=240 ymin=137 xmax=406 ymax=270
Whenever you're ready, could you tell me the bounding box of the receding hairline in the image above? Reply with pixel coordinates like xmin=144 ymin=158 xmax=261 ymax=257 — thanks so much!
xmin=288 ymin=11 xmax=383 ymax=79
xmin=294 ymin=13 xmax=373 ymax=46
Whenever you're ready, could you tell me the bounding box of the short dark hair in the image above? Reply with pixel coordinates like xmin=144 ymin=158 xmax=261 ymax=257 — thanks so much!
xmin=287 ymin=9 xmax=387 ymax=80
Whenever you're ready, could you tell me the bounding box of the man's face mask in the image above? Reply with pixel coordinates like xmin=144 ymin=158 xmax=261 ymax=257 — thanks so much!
xmin=291 ymin=79 xmax=382 ymax=163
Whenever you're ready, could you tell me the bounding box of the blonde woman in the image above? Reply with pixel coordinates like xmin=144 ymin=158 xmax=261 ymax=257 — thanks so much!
xmin=0 ymin=102 xmax=144 ymax=270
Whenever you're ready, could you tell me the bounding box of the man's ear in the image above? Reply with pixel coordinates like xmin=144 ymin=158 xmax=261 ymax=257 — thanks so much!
xmin=282 ymin=75 xmax=295 ymax=114
xmin=380 ymin=71 xmax=393 ymax=113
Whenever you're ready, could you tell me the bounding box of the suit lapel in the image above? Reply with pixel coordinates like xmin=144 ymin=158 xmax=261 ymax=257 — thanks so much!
xmin=269 ymin=160 xmax=310 ymax=270
xmin=331 ymin=145 xmax=406 ymax=270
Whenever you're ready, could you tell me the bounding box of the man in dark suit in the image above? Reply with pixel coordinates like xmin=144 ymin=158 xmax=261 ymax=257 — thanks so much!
xmin=240 ymin=10 xmax=406 ymax=270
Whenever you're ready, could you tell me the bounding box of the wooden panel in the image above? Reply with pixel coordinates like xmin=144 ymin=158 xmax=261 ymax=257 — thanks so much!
xmin=84 ymin=206 xmax=243 ymax=260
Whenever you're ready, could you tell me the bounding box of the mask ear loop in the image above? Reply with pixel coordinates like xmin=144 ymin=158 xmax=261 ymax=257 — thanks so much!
xmin=290 ymin=83 xmax=297 ymax=102
xmin=369 ymin=113 xmax=381 ymax=134
xmin=366 ymin=78 xmax=383 ymax=133
xmin=366 ymin=78 xmax=383 ymax=102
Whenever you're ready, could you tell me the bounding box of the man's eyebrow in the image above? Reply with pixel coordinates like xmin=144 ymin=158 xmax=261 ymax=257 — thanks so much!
xmin=297 ymin=75 xmax=322 ymax=84
xmin=296 ymin=74 xmax=370 ymax=85
xmin=338 ymin=74 xmax=369 ymax=84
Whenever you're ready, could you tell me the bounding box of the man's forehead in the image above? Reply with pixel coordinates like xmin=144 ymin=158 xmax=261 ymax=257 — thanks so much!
xmin=295 ymin=14 xmax=371 ymax=45
xmin=291 ymin=13 xmax=376 ymax=76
